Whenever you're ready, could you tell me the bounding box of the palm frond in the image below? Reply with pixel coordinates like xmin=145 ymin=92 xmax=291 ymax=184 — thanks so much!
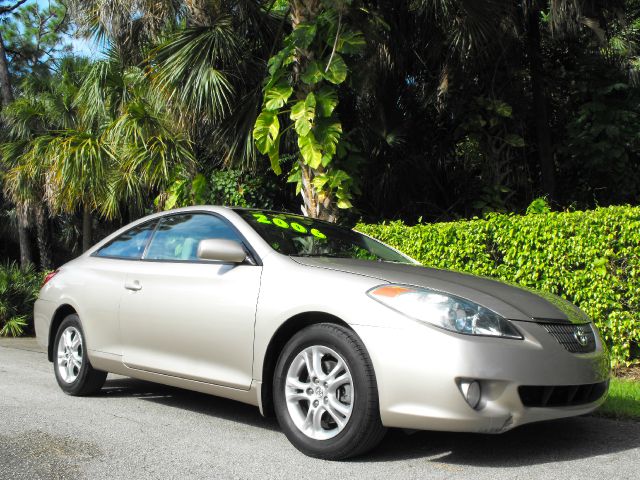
xmin=415 ymin=0 xmax=516 ymax=58
xmin=149 ymin=18 xmax=242 ymax=122
xmin=69 ymin=0 xmax=184 ymax=58
xmin=2 ymin=136 xmax=54 ymax=208
xmin=0 ymin=315 xmax=27 ymax=337
xmin=212 ymin=87 xmax=264 ymax=170
xmin=45 ymin=129 xmax=114 ymax=214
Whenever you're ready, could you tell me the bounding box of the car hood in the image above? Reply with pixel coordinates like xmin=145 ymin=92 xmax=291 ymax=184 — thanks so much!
xmin=291 ymin=257 xmax=589 ymax=324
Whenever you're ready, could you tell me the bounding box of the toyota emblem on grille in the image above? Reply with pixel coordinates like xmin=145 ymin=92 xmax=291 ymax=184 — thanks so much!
xmin=574 ymin=326 xmax=589 ymax=347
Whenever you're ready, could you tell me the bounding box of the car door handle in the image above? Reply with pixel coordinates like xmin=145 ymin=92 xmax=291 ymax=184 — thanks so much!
xmin=124 ymin=280 xmax=142 ymax=291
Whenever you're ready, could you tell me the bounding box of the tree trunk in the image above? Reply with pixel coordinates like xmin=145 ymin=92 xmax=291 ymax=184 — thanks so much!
xmin=16 ymin=207 xmax=33 ymax=269
xmin=82 ymin=206 xmax=92 ymax=252
xmin=0 ymin=31 xmax=14 ymax=106
xmin=1 ymin=31 xmax=33 ymax=266
xmin=526 ymin=1 xmax=556 ymax=199
xmin=299 ymin=162 xmax=337 ymax=221
xmin=290 ymin=1 xmax=337 ymax=222
xmin=34 ymin=202 xmax=53 ymax=270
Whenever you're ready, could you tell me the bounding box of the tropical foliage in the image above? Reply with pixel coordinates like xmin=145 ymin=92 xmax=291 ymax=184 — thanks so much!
xmin=0 ymin=261 xmax=41 ymax=336
xmin=253 ymin=0 xmax=366 ymax=220
xmin=0 ymin=2 xmax=638 ymax=361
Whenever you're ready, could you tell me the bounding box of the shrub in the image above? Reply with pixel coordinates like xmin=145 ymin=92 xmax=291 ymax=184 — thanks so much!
xmin=0 ymin=262 xmax=42 ymax=337
xmin=357 ymin=205 xmax=640 ymax=367
xmin=208 ymin=169 xmax=277 ymax=209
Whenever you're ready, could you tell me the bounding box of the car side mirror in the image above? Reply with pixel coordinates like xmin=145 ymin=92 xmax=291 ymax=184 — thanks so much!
xmin=197 ymin=239 xmax=247 ymax=263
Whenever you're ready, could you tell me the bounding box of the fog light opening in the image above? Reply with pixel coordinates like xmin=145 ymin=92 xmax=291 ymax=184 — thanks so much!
xmin=459 ymin=380 xmax=482 ymax=410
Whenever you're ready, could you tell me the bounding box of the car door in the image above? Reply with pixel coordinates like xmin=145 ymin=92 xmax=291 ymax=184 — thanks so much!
xmin=85 ymin=219 xmax=159 ymax=356
xmin=118 ymin=212 xmax=262 ymax=390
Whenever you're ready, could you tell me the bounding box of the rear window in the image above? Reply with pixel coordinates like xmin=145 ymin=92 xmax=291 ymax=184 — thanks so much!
xmin=95 ymin=220 xmax=157 ymax=259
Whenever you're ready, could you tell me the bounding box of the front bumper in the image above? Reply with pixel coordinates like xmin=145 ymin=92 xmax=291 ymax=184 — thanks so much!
xmin=352 ymin=319 xmax=610 ymax=433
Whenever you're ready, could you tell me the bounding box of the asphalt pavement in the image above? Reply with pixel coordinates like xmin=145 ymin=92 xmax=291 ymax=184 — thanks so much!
xmin=1 ymin=339 xmax=638 ymax=480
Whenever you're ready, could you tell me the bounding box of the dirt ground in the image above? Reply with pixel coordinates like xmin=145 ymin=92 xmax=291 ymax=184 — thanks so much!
xmin=614 ymin=365 xmax=640 ymax=381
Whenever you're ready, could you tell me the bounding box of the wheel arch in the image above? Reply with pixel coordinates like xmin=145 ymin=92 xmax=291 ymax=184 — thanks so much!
xmin=259 ymin=311 xmax=351 ymax=417
xmin=48 ymin=304 xmax=77 ymax=362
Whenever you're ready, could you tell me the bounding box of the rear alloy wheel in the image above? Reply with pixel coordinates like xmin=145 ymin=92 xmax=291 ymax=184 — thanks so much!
xmin=274 ymin=323 xmax=386 ymax=460
xmin=53 ymin=314 xmax=107 ymax=395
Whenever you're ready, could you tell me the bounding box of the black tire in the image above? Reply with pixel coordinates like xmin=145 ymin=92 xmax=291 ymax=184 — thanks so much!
xmin=53 ymin=314 xmax=107 ymax=396
xmin=273 ymin=323 xmax=386 ymax=460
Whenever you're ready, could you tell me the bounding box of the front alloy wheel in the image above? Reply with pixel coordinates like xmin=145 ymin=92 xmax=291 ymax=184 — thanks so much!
xmin=285 ymin=345 xmax=354 ymax=440
xmin=274 ymin=323 xmax=386 ymax=460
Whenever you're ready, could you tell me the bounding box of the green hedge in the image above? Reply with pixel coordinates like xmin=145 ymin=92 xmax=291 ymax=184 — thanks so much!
xmin=358 ymin=205 xmax=640 ymax=367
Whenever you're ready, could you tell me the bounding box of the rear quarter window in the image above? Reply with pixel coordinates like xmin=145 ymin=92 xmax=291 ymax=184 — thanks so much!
xmin=95 ymin=220 xmax=157 ymax=259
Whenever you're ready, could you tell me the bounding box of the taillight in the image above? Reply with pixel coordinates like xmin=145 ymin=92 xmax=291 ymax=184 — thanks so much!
xmin=41 ymin=269 xmax=59 ymax=289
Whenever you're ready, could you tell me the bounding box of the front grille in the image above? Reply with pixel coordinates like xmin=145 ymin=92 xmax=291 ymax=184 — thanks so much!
xmin=519 ymin=381 xmax=608 ymax=407
xmin=542 ymin=322 xmax=596 ymax=353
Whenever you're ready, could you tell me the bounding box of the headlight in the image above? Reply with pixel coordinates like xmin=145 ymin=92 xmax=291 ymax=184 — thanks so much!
xmin=367 ymin=284 xmax=522 ymax=339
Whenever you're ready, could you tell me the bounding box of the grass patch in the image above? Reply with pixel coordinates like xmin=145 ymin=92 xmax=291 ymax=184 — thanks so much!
xmin=597 ymin=378 xmax=640 ymax=420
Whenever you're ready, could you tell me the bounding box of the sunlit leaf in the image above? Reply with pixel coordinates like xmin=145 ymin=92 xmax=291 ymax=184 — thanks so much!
xmin=323 ymin=54 xmax=347 ymax=84
xmin=253 ymin=111 xmax=280 ymax=154
xmin=264 ymin=81 xmax=293 ymax=111
xmin=298 ymin=132 xmax=323 ymax=168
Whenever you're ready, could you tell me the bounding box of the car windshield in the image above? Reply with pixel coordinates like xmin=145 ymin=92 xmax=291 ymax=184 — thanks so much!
xmin=235 ymin=209 xmax=415 ymax=264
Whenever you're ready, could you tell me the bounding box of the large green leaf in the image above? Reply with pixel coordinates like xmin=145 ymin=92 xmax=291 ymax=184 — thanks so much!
xmin=316 ymin=118 xmax=342 ymax=156
xmin=301 ymin=61 xmax=323 ymax=85
xmin=268 ymin=45 xmax=294 ymax=76
xmin=253 ymin=111 xmax=280 ymax=154
xmin=290 ymin=92 xmax=316 ymax=120
xmin=335 ymin=30 xmax=366 ymax=54
xmin=316 ymin=87 xmax=338 ymax=117
xmin=267 ymin=133 xmax=282 ymax=175
xmin=336 ymin=198 xmax=353 ymax=209
xmin=291 ymin=23 xmax=317 ymax=50
xmin=328 ymin=169 xmax=350 ymax=189
xmin=312 ymin=173 xmax=329 ymax=190
xmin=264 ymin=81 xmax=293 ymax=111
xmin=493 ymin=101 xmax=513 ymax=118
xmin=287 ymin=167 xmax=302 ymax=195
xmin=298 ymin=132 xmax=323 ymax=168
xmin=191 ymin=173 xmax=209 ymax=203
xmin=164 ymin=191 xmax=179 ymax=210
xmin=291 ymin=93 xmax=316 ymax=137
xmin=504 ymin=134 xmax=525 ymax=147
xmin=323 ymin=54 xmax=348 ymax=85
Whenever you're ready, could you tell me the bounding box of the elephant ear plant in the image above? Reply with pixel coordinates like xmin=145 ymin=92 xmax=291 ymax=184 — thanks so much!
xmin=0 ymin=262 xmax=41 ymax=337
xmin=253 ymin=0 xmax=366 ymax=221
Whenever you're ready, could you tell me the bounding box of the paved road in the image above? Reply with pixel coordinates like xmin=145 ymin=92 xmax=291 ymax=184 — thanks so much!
xmin=1 ymin=340 xmax=638 ymax=480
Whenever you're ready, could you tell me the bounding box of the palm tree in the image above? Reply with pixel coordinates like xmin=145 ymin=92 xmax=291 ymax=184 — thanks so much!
xmin=2 ymin=94 xmax=59 ymax=270
xmin=70 ymin=0 xmax=280 ymax=170
xmin=74 ymin=48 xmax=196 ymax=220
xmin=42 ymin=48 xmax=196 ymax=251
xmin=3 ymin=48 xmax=196 ymax=253
xmin=2 ymin=57 xmax=89 ymax=266
xmin=46 ymin=129 xmax=113 ymax=252
xmin=2 ymin=136 xmax=54 ymax=269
